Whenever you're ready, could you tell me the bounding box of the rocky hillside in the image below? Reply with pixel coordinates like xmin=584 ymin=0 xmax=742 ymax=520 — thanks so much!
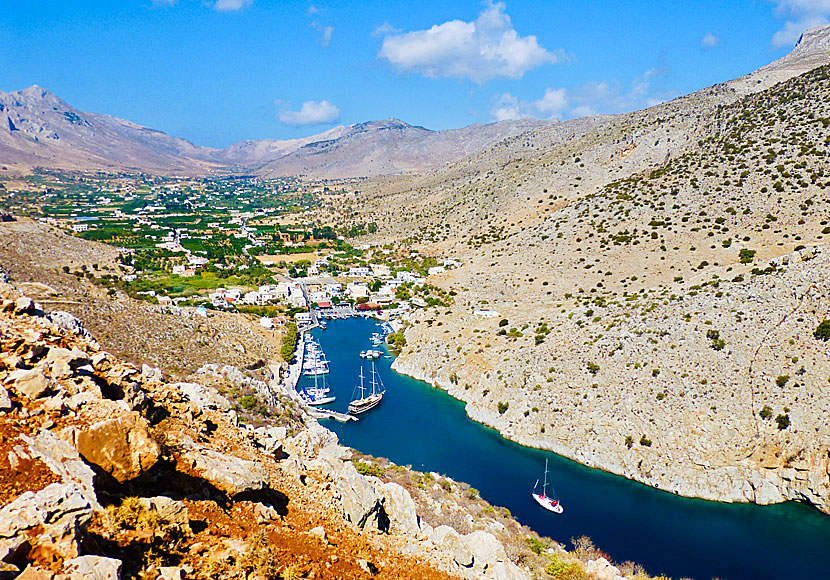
xmin=344 ymin=27 xmax=830 ymax=513
xmin=0 ymin=86 xmax=544 ymax=178
xmin=0 ymin=218 xmax=282 ymax=381
xmin=0 ymin=276 xmax=673 ymax=580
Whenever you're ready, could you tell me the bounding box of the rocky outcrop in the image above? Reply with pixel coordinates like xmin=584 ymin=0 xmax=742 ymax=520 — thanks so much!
xmin=0 ymin=483 xmax=92 ymax=567
xmin=4 ymin=368 xmax=51 ymax=399
xmin=178 ymin=439 xmax=268 ymax=497
xmin=76 ymin=412 xmax=160 ymax=483
xmin=58 ymin=555 xmax=122 ymax=580
xmin=19 ymin=430 xmax=100 ymax=510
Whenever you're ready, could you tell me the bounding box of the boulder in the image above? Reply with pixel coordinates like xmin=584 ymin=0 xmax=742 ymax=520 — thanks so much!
xmin=179 ymin=441 xmax=268 ymax=497
xmin=309 ymin=526 xmax=328 ymax=543
xmin=45 ymin=348 xmax=90 ymax=371
xmin=14 ymin=296 xmax=35 ymax=315
xmin=58 ymin=555 xmax=122 ymax=580
xmin=137 ymin=497 xmax=189 ymax=529
xmin=315 ymin=445 xmax=384 ymax=529
xmin=76 ymin=412 xmax=160 ymax=483
xmin=158 ymin=567 xmax=184 ymax=580
xmin=90 ymin=352 xmax=112 ymax=373
xmin=0 ymin=483 xmax=92 ymax=564
xmin=141 ymin=364 xmax=163 ymax=383
xmin=20 ymin=430 xmax=100 ymax=510
xmin=14 ymin=567 xmax=53 ymax=580
xmin=0 ymin=385 xmax=12 ymax=411
xmin=585 ymin=557 xmax=625 ymax=580
xmin=5 ymin=369 xmax=50 ymax=399
xmin=432 ymin=525 xmax=473 ymax=568
xmin=462 ymin=530 xmax=507 ymax=570
xmin=173 ymin=382 xmax=231 ymax=412
xmin=376 ymin=481 xmax=420 ymax=536
xmin=483 ymin=561 xmax=531 ymax=580
xmin=45 ymin=311 xmax=98 ymax=346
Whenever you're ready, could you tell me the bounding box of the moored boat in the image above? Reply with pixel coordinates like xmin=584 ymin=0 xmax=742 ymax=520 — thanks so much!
xmin=348 ymin=362 xmax=385 ymax=414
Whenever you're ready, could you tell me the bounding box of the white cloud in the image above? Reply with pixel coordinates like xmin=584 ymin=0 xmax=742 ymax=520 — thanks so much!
xmin=771 ymin=1 xmax=830 ymax=47
xmin=276 ymin=100 xmax=341 ymax=125
xmin=151 ymin=0 xmax=176 ymax=6
xmin=213 ymin=0 xmax=253 ymax=12
xmin=312 ymin=21 xmax=334 ymax=47
xmin=372 ymin=22 xmax=401 ymax=38
xmin=378 ymin=1 xmax=562 ymax=83
xmin=490 ymin=69 xmax=672 ymax=122
xmin=701 ymin=32 xmax=720 ymax=48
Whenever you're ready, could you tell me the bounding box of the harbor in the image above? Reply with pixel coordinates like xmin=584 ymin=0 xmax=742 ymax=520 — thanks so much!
xmin=307 ymin=316 xmax=830 ymax=580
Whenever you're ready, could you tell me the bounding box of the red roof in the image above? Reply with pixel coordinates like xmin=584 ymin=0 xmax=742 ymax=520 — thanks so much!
xmin=356 ymin=302 xmax=381 ymax=311
xmin=317 ymin=301 xmax=332 ymax=308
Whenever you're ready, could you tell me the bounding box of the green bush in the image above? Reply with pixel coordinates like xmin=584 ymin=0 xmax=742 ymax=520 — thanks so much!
xmin=775 ymin=414 xmax=790 ymax=430
xmin=624 ymin=435 xmax=634 ymax=449
xmin=239 ymin=395 xmax=257 ymax=411
xmin=587 ymin=362 xmax=600 ymax=375
xmin=759 ymin=405 xmax=773 ymax=420
xmin=776 ymin=375 xmax=790 ymax=387
xmin=739 ymin=248 xmax=757 ymax=264
xmin=815 ymin=320 xmax=830 ymax=341
xmin=544 ymin=556 xmax=586 ymax=579
xmin=497 ymin=401 xmax=509 ymax=414
xmin=639 ymin=435 xmax=652 ymax=447
xmin=498 ymin=318 xmax=509 ymax=327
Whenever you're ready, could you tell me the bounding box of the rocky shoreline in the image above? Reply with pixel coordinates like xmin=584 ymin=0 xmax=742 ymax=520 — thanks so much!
xmin=390 ymin=248 xmax=830 ymax=515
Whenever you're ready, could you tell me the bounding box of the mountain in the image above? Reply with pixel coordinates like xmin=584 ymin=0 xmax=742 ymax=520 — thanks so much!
xmin=251 ymin=117 xmax=548 ymax=178
xmin=349 ymin=26 xmax=830 ymax=513
xmin=0 ymin=87 xmax=547 ymax=178
xmin=0 ymin=86 xmax=219 ymax=174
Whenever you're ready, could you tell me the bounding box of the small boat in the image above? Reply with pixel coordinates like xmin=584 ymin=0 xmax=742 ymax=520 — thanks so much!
xmin=532 ymin=458 xmax=563 ymax=514
xmin=348 ymin=362 xmax=385 ymax=414
xmin=319 ymin=320 xmax=327 ymax=330
xmin=301 ymin=373 xmax=335 ymax=406
xmin=359 ymin=349 xmax=382 ymax=360
xmin=301 ymin=389 xmax=336 ymax=405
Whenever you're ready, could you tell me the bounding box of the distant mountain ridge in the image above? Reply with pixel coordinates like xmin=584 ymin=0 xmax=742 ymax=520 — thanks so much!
xmin=0 ymin=87 xmax=547 ymax=178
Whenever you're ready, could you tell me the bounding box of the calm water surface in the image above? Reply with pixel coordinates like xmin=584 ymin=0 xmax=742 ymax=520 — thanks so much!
xmin=302 ymin=317 xmax=829 ymax=580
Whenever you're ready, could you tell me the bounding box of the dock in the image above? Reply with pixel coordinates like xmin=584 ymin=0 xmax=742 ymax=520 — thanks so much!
xmin=307 ymin=408 xmax=358 ymax=422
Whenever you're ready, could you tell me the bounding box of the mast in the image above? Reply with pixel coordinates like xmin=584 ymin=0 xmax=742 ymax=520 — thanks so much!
xmin=543 ymin=458 xmax=549 ymax=496
xmin=370 ymin=361 xmax=378 ymax=396
xmin=359 ymin=366 xmax=366 ymax=398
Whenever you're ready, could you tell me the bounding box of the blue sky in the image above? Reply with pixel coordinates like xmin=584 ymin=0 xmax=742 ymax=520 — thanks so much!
xmin=1 ymin=1 xmax=827 ymax=147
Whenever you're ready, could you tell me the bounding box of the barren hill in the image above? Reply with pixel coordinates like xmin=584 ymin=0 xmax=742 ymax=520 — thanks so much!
xmin=347 ymin=27 xmax=830 ymax=513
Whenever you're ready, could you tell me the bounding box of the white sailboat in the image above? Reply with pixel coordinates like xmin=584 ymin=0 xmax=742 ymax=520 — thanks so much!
xmin=348 ymin=362 xmax=385 ymax=414
xmin=532 ymin=458 xmax=563 ymax=514
xmin=300 ymin=367 xmax=335 ymax=406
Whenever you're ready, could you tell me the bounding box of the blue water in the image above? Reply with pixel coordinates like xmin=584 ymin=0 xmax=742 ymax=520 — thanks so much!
xmin=303 ymin=317 xmax=830 ymax=580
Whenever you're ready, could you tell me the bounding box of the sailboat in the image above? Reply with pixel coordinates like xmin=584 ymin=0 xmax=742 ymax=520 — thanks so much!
xmin=532 ymin=458 xmax=563 ymax=514
xmin=300 ymin=369 xmax=335 ymax=406
xmin=348 ymin=362 xmax=385 ymax=414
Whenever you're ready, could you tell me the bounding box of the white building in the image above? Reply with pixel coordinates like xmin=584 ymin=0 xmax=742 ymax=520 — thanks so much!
xmin=396 ymin=271 xmax=417 ymax=283
xmin=371 ymin=264 xmax=391 ymax=278
xmin=474 ymin=309 xmax=500 ymax=319
xmin=346 ymin=282 xmax=369 ymax=299
xmin=428 ymin=266 xmax=446 ymax=276
xmin=71 ymin=223 xmax=89 ymax=233
xmin=347 ymin=266 xmax=372 ymax=277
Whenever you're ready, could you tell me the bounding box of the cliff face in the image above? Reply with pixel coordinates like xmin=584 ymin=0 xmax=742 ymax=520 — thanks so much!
xmin=0 ymin=276 xmax=653 ymax=580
